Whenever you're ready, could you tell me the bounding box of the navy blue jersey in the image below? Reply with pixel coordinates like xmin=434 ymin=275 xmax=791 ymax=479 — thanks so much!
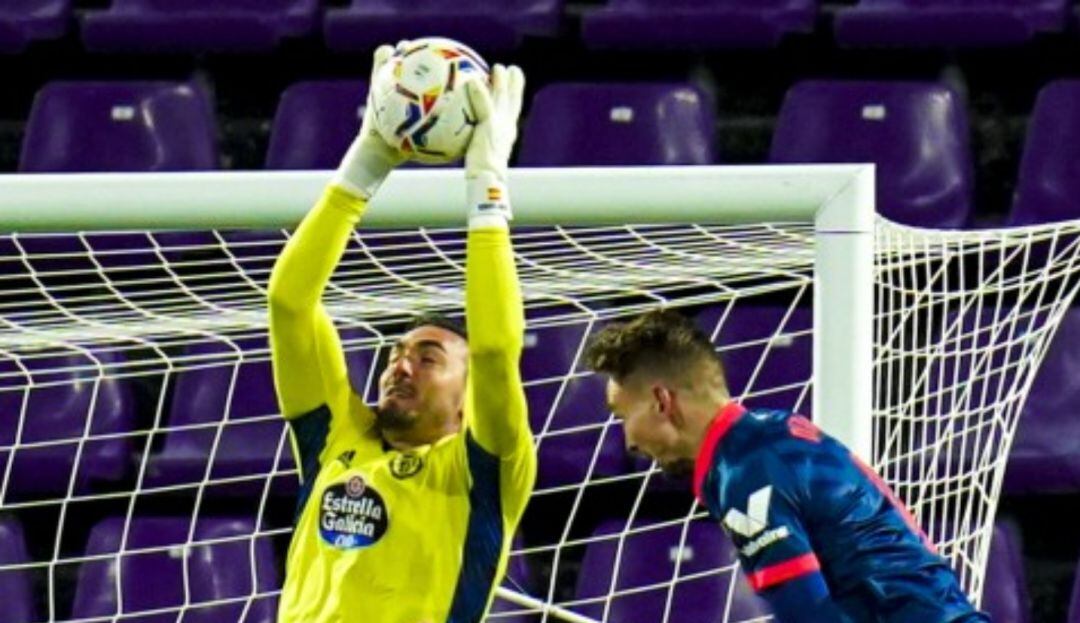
xmin=693 ymin=403 xmax=989 ymax=623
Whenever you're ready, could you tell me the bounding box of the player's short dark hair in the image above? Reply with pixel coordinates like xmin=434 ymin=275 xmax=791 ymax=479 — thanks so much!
xmin=406 ymin=312 xmax=468 ymax=341
xmin=583 ymin=308 xmax=725 ymax=387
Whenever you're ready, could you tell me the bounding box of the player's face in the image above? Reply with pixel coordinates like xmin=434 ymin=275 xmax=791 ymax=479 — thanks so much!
xmin=377 ymin=326 xmax=468 ymax=433
xmin=606 ymin=378 xmax=686 ymax=475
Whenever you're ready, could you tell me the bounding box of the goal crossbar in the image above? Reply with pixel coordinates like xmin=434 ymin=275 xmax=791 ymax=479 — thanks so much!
xmin=0 ymin=165 xmax=876 ymax=460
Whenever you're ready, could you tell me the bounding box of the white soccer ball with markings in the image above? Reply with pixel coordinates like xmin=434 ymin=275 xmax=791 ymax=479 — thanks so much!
xmin=369 ymin=37 xmax=490 ymax=164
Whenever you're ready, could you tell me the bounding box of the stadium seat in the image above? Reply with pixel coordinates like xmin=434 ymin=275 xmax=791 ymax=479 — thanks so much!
xmin=529 ymin=374 xmax=629 ymax=490
xmin=0 ymin=350 xmax=136 ymax=501
xmin=71 ymin=516 xmax=278 ymax=623
xmin=835 ymin=0 xmax=1068 ymax=48
xmin=0 ymin=517 xmax=34 ymax=623
xmin=324 ymin=0 xmax=562 ymax=53
xmin=1010 ymin=80 xmax=1080 ymax=226
xmin=696 ymin=303 xmax=813 ymax=415
xmin=519 ymin=83 xmax=715 ymax=166
xmin=982 ymin=518 xmax=1031 ymax=623
xmin=266 ymin=80 xmax=368 ymax=170
xmin=144 ymin=335 xmax=375 ymax=492
xmin=19 ymin=81 xmax=218 ymax=172
xmin=81 ymin=0 xmax=318 ymax=53
xmin=770 ymin=81 xmax=974 ymax=228
xmin=1004 ymin=308 xmax=1080 ymax=493
xmin=0 ymin=0 xmax=70 ymax=54
xmin=582 ymin=0 xmax=817 ymax=50
xmin=575 ymin=519 xmax=772 ymax=621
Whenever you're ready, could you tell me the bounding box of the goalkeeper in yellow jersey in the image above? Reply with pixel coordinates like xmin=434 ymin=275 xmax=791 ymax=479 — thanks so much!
xmin=268 ymin=45 xmax=535 ymax=623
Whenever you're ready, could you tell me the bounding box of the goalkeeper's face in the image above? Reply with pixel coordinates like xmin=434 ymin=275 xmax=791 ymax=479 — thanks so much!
xmin=376 ymin=325 xmax=468 ymax=436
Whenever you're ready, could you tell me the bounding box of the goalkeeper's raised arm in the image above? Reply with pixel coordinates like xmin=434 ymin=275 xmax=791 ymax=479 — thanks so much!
xmin=269 ymin=43 xmax=536 ymax=623
xmin=267 ymin=44 xmax=403 ymax=428
xmin=463 ymin=65 xmax=532 ymax=460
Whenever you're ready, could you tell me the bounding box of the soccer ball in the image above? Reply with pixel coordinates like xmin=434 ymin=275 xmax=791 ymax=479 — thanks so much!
xmin=369 ymin=38 xmax=490 ymax=164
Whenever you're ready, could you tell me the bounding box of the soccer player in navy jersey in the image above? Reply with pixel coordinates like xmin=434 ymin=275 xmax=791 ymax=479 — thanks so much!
xmin=583 ymin=309 xmax=989 ymax=623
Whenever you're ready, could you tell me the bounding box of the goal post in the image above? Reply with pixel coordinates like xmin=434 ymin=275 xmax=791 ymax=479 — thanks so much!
xmin=0 ymin=164 xmax=876 ymax=462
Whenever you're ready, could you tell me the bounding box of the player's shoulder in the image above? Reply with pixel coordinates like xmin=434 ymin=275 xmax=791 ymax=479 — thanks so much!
xmin=720 ymin=409 xmax=834 ymax=483
xmin=729 ymin=408 xmax=827 ymax=455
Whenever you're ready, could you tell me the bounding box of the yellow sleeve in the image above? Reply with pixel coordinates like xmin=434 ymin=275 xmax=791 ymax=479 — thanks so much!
xmin=268 ymin=184 xmax=371 ymax=430
xmin=464 ymin=227 xmax=532 ymax=458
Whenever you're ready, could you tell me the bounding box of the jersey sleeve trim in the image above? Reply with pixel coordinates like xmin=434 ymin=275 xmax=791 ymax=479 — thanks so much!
xmin=288 ymin=404 xmax=331 ymax=524
xmin=447 ymin=431 xmax=505 ymax=623
xmin=747 ymin=552 xmax=821 ymax=591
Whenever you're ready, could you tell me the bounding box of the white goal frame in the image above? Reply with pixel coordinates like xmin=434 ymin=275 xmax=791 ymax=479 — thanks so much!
xmin=0 ymin=164 xmax=876 ymax=462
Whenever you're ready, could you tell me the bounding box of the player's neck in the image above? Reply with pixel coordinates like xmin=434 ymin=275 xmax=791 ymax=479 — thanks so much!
xmin=678 ymin=395 xmax=732 ymax=460
xmin=381 ymin=419 xmax=460 ymax=451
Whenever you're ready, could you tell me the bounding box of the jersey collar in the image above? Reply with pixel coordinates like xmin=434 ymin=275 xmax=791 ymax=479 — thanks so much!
xmin=692 ymin=401 xmax=746 ymax=503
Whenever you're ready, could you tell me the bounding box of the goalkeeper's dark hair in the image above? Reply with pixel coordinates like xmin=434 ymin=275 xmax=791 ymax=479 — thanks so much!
xmin=406 ymin=312 xmax=467 ymax=341
xmin=584 ymin=309 xmax=726 ymax=392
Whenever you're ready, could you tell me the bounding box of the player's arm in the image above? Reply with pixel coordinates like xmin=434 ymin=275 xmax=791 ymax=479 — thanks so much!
xmin=462 ymin=65 xmax=532 ymax=458
xmin=268 ymin=45 xmax=405 ymax=426
xmin=719 ymin=450 xmax=851 ymax=623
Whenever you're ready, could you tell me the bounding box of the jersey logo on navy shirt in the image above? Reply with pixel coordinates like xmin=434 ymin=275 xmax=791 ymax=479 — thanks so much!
xmin=723 ymin=485 xmax=792 ymax=558
xmin=319 ymin=475 xmax=389 ymax=550
xmin=724 ymin=485 xmax=772 ymax=537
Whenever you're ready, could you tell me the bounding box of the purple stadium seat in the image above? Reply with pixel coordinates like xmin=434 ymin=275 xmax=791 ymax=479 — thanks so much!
xmin=0 ymin=518 xmax=34 ymax=623
xmin=82 ymin=0 xmax=318 ymax=53
xmin=1010 ymin=80 xmax=1080 ymax=226
xmin=0 ymin=0 xmax=70 ymax=54
xmin=72 ymin=516 xmax=278 ymax=623
xmin=19 ymin=81 xmax=218 ymax=172
xmin=770 ymin=81 xmax=974 ymax=228
xmin=0 ymin=350 xmax=136 ymax=501
xmin=1004 ymin=308 xmax=1080 ymax=493
xmin=519 ymin=83 xmax=715 ymax=166
xmin=982 ymin=518 xmax=1031 ymax=623
xmin=696 ymin=303 xmax=813 ymax=414
xmin=575 ymin=519 xmax=772 ymax=621
xmin=523 ymin=312 xmax=631 ymax=488
xmin=324 ymin=0 xmax=562 ymax=53
xmin=145 ymin=335 xmax=374 ymax=492
xmin=835 ymin=0 xmax=1068 ymax=48
xmin=266 ymin=80 xmax=368 ymax=170
xmin=582 ymin=0 xmax=817 ymax=50
xmin=529 ymin=374 xmax=629 ymax=490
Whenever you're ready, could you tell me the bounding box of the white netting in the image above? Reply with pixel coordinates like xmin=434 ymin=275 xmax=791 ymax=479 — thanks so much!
xmin=0 ymin=217 xmax=1077 ymax=623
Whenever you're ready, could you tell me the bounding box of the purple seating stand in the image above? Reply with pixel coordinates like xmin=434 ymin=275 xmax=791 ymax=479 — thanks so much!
xmin=82 ymin=0 xmax=319 ymax=53
xmin=835 ymin=0 xmax=1068 ymax=48
xmin=583 ymin=0 xmax=817 ymax=50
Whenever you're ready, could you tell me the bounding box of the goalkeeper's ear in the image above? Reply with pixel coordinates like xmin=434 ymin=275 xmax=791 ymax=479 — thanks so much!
xmin=466 ymin=80 xmax=494 ymax=124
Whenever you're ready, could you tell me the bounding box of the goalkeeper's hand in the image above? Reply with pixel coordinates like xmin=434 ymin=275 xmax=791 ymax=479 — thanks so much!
xmin=332 ymin=44 xmax=408 ymax=201
xmin=465 ymin=64 xmax=525 ymax=227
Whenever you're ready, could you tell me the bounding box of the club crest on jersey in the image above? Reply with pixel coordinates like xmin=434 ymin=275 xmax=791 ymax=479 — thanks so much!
xmin=390 ymin=451 xmax=424 ymax=479
xmin=319 ymin=476 xmax=388 ymax=550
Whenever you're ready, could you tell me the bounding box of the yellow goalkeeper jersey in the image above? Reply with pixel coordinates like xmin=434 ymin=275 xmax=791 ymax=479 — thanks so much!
xmin=268 ymin=186 xmax=536 ymax=623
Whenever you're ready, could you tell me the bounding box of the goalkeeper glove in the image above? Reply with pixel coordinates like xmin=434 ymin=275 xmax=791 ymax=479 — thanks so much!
xmin=465 ymin=64 xmax=525 ymax=229
xmin=332 ymin=44 xmax=408 ymax=201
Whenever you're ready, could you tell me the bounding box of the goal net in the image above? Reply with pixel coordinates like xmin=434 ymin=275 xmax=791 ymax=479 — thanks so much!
xmin=0 ymin=167 xmax=1077 ymax=623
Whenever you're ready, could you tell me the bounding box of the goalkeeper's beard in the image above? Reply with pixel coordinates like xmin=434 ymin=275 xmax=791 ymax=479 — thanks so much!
xmin=374 ymin=404 xmax=419 ymax=433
